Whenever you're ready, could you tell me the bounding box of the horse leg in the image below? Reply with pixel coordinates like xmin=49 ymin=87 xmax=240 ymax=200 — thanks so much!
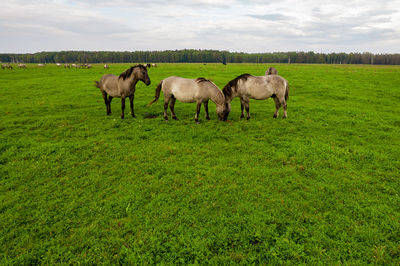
xmin=170 ymin=96 xmax=178 ymax=120
xmin=129 ymin=95 xmax=135 ymax=117
xmin=164 ymin=95 xmax=170 ymax=121
xmin=195 ymin=102 xmax=202 ymax=123
xmin=121 ymin=97 xmax=126 ymax=119
xmin=281 ymin=99 xmax=287 ymax=119
xmin=101 ymin=91 xmax=109 ymax=115
xmin=273 ymin=97 xmax=281 ymax=118
xmin=243 ymin=98 xmax=250 ymax=120
xmin=108 ymin=96 xmax=113 ymax=114
xmin=240 ymin=99 xmax=245 ymax=119
xmin=204 ymin=100 xmax=210 ymax=120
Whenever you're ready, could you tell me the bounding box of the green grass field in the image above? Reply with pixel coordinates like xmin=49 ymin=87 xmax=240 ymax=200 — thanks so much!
xmin=1 ymin=63 xmax=399 ymax=264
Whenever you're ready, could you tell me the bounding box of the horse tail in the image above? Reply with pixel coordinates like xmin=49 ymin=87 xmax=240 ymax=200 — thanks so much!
xmin=94 ymin=80 xmax=101 ymax=89
xmin=285 ymin=82 xmax=289 ymax=101
xmin=147 ymin=80 xmax=163 ymax=106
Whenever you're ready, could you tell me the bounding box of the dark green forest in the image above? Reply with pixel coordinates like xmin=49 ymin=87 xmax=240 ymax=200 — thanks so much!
xmin=1 ymin=49 xmax=399 ymax=65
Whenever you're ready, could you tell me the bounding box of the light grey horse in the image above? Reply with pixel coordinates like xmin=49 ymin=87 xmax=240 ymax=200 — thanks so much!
xmin=223 ymin=73 xmax=289 ymax=120
xmin=266 ymin=67 xmax=278 ymax=75
xmin=95 ymin=64 xmax=151 ymax=119
xmin=147 ymin=76 xmax=227 ymax=123
xmin=2 ymin=64 xmax=13 ymax=69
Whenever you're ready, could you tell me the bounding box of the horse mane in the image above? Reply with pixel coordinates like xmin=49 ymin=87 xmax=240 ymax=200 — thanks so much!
xmin=119 ymin=64 xmax=147 ymax=80
xmin=222 ymin=73 xmax=252 ymax=97
xmin=195 ymin=77 xmax=210 ymax=83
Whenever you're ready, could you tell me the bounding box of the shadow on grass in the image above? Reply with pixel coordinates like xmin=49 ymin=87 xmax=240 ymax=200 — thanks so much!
xmin=143 ymin=112 xmax=161 ymax=119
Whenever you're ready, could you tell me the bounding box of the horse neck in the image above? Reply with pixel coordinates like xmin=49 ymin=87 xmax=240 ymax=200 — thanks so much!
xmin=126 ymin=75 xmax=139 ymax=89
xmin=209 ymin=88 xmax=225 ymax=106
xmin=224 ymin=87 xmax=237 ymax=104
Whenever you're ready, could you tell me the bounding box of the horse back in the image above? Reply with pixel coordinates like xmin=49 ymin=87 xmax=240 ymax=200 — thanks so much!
xmin=163 ymin=76 xmax=205 ymax=103
xmin=245 ymin=75 xmax=286 ymax=100
xmin=100 ymin=74 xmax=121 ymax=97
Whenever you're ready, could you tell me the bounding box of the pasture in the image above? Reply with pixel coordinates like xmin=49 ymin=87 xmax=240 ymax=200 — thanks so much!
xmin=0 ymin=63 xmax=399 ymax=264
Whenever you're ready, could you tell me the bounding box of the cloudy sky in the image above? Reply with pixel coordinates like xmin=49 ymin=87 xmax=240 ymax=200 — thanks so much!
xmin=1 ymin=0 xmax=400 ymax=53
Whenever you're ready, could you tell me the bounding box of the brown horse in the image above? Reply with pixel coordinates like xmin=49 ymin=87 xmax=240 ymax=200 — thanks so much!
xmin=223 ymin=73 xmax=289 ymax=120
xmin=95 ymin=65 xmax=151 ymax=119
xmin=266 ymin=67 xmax=278 ymax=75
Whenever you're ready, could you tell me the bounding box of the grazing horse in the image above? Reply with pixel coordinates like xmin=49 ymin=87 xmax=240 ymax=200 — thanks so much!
xmin=223 ymin=74 xmax=289 ymax=120
xmin=266 ymin=67 xmax=278 ymax=75
xmin=2 ymin=64 xmax=12 ymax=69
xmin=147 ymin=76 xmax=227 ymax=123
xmin=151 ymin=63 xmax=157 ymax=67
xmin=38 ymin=64 xmax=45 ymax=67
xmin=104 ymin=64 xmax=109 ymax=69
xmin=18 ymin=64 xmax=26 ymax=68
xmin=145 ymin=63 xmax=151 ymax=68
xmin=95 ymin=64 xmax=151 ymax=119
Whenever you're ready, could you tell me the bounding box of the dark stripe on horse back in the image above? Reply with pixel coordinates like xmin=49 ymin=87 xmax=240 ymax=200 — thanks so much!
xmin=195 ymin=77 xmax=210 ymax=83
xmin=222 ymin=73 xmax=252 ymax=97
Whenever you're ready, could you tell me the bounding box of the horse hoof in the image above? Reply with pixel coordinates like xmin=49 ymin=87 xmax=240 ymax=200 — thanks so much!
xmin=121 ymin=116 xmax=124 ymax=119
xmin=273 ymin=114 xmax=277 ymax=118
xmin=132 ymin=115 xmax=136 ymax=118
xmin=206 ymin=117 xmax=210 ymax=120
xmin=246 ymin=117 xmax=250 ymax=120
xmin=172 ymin=116 xmax=178 ymax=120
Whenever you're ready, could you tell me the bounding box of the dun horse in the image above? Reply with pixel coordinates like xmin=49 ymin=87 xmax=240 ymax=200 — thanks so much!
xmin=95 ymin=64 xmax=151 ymax=119
xmin=223 ymin=73 xmax=289 ymax=120
xmin=147 ymin=76 xmax=227 ymax=123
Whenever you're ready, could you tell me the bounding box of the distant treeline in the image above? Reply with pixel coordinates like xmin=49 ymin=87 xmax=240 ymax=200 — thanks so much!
xmin=1 ymin=50 xmax=400 ymax=65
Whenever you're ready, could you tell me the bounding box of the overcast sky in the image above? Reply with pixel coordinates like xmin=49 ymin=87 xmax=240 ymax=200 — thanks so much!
xmin=1 ymin=0 xmax=400 ymax=53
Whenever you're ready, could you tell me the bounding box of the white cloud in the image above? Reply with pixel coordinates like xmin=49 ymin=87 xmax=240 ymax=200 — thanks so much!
xmin=1 ymin=0 xmax=399 ymax=53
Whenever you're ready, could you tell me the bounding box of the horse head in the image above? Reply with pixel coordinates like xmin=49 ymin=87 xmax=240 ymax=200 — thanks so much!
xmin=119 ymin=65 xmax=151 ymax=86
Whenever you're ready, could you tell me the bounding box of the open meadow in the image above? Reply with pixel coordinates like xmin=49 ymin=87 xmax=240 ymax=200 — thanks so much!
xmin=0 ymin=63 xmax=399 ymax=264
